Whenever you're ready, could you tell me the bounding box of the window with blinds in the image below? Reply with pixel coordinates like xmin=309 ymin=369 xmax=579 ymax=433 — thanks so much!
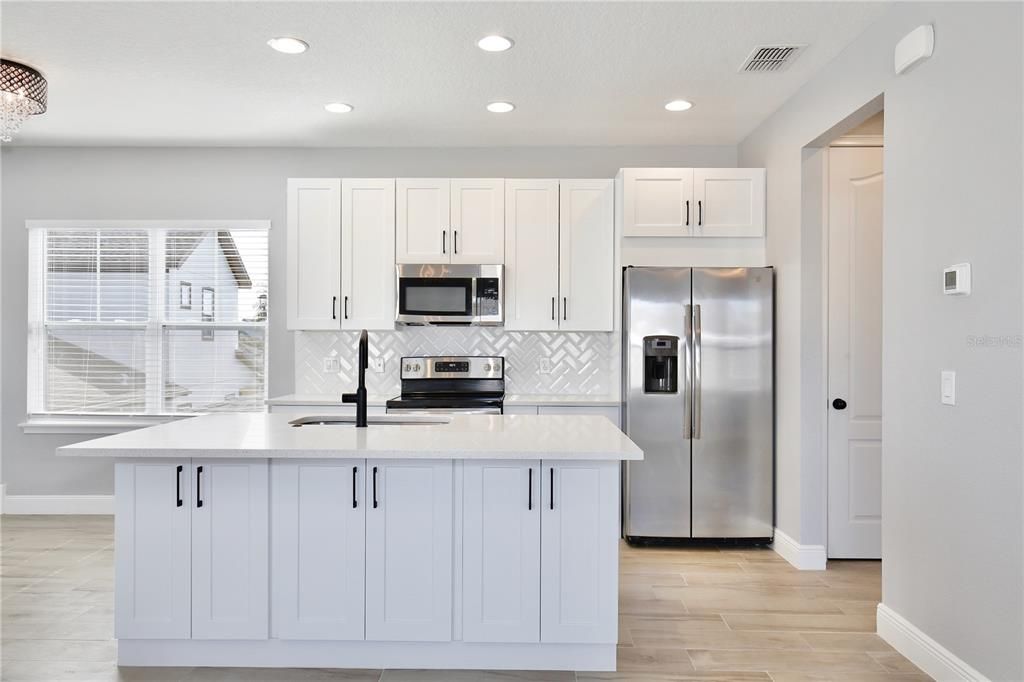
xmin=27 ymin=222 xmax=270 ymax=418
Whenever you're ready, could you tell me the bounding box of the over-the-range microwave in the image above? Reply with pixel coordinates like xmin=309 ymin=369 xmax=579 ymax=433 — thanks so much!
xmin=396 ymin=264 xmax=503 ymax=326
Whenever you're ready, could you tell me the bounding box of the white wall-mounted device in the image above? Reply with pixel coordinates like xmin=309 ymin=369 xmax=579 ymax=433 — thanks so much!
xmin=895 ymin=25 xmax=934 ymax=74
xmin=943 ymin=263 xmax=971 ymax=295
xmin=941 ymin=370 xmax=956 ymax=406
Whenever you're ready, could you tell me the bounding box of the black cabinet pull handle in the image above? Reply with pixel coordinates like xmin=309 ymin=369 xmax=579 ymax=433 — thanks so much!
xmin=528 ymin=468 xmax=533 ymax=510
xmin=352 ymin=466 xmax=358 ymax=508
xmin=685 ymin=200 xmax=690 ymax=226
xmin=196 ymin=466 xmax=204 ymax=508
xmin=549 ymin=468 xmax=555 ymax=510
xmin=176 ymin=465 xmax=183 ymax=507
xmin=563 ymin=297 xmax=567 ymax=321
xmin=698 ymin=200 xmax=703 ymax=226
xmin=332 ymin=296 xmax=337 ymax=320
xmin=344 ymin=296 xmax=349 ymax=320
xmin=454 ymin=230 xmax=458 ymax=254
xmin=442 ymin=230 xmax=446 ymax=255
xmin=372 ymin=466 xmax=378 ymax=508
xmin=551 ymin=297 xmax=555 ymax=321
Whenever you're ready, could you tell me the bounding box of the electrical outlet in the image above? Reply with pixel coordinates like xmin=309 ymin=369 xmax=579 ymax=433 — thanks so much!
xmin=370 ymin=357 xmax=385 ymax=374
xmin=323 ymin=357 xmax=340 ymax=373
xmin=538 ymin=357 xmax=553 ymax=374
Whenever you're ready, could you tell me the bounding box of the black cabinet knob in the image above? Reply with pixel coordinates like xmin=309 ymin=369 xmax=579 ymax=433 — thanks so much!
xmin=832 ymin=398 xmax=847 ymax=410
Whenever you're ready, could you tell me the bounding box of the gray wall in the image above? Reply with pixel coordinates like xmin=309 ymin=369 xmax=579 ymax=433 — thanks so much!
xmin=0 ymin=144 xmax=736 ymax=496
xmin=739 ymin=3 xmax=1022 ymax=678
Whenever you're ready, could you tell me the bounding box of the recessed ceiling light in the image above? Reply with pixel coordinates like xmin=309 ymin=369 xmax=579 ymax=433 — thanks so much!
xmin=267 ymin=37 xmax=309 ymax=54
xmin=324 ymin=102 xmax=353 ymax=113
xmin=477 ymin=35 xmax=514 ymax=52
xmin=486 ymin=101 xmax=515 ymax=113
xmin=665 ymin=99 xmax=693 ymax=112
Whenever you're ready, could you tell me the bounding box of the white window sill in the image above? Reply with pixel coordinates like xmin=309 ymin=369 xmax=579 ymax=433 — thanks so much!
xmin=20 ymin=416 xmax=187 ymax=435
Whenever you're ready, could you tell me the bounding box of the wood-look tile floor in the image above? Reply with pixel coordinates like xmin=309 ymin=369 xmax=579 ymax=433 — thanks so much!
xmin=0 ymin=516 xmax=928 ymax=682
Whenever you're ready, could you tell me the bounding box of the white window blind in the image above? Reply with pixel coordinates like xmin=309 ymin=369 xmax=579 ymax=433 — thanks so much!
xmin=28 ymin=222 xmax=269 ymax=418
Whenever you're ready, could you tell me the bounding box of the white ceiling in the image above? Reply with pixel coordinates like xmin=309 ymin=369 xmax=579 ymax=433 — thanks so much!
xmin=2 ymin=1 xmax=890 ymax=147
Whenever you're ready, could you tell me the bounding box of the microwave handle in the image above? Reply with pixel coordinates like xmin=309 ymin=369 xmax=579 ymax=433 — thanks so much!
xmin=470 ymin=277 xmax=478 ymax=317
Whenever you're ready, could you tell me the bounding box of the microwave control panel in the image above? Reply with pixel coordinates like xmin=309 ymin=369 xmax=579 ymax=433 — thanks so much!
xmin=476 ymin=277 xmax=501 ymax=316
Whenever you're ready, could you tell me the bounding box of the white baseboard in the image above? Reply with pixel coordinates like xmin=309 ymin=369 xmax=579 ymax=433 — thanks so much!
xmin=2 ymin=493 xmax=114 ymax=515
xmin=0 ymin=484 xmax=5 ymax=514
xmin=877 ymin=603 xmax=989 ymax=681
xmin=771 ymin=527 xmax=827 ymax=570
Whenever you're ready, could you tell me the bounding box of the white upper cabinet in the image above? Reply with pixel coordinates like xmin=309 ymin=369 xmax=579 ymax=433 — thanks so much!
xmin=190 ymin=460 xmax=269 ymax=640
xmin=396 ymin=179 xmax=450 ymax=263
xmin=692 ymin=168 xmax=766 ymax=237
xmin=341 ymin=179 xmax=396 ymax=330
xmin=286 ymin=179 xmax=341 ymax=330
xmin=621 ymin=167 xmax=765 ymax=237
xmin=450 ymin=179 xmax=504 ymax=264
xmin=272 ymin=460 xmax=366 ymax=640
xmin=115 ymin=460 xmax=191 ymax=640
xmin=621 ymin=168 xmax=694 ymax=237
xmin=559 ymin=179 xmax=614 ymax=332
xmin=365 ymin=459 xmax=453 ymax=642
xmin=504 ymin=180 xmax=560 ymax=331
xmin=462 ymin=460 xmax=541 ymax=643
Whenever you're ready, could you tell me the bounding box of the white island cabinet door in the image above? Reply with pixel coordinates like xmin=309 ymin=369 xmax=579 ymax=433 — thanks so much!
xmin=272 ymin=460 xmax=366 ymax=640
xmin=115 ymin=460 xmax=191 ymax=639
xmin=558 ymin=179 xmax=614 ymax=332
xmin=287 ymin=178 xmax=342 ymax=330
xmin=397 ymin=179 xmax=450 ymax=263
xmin=540 ymin=460 xmax=619 ymax=644
xmin=621 ymin=168 xmax=694 ymax=237
xmin=463 ymin=460 xmax=540 ymax=643
xmin=341 ymin=179 xmax=396 ymax=331
xmin=692 ymin=168 xmax=765 ymax=237
xmin=191 ymin=460 xmax=269 ymax=640
xmin=366 ymin=459 xmax=453 ymax=641
xmin=504 ymin=180 xmax=559 ymax=331
xmin=450 ymin=179 xmax=504 ymax=264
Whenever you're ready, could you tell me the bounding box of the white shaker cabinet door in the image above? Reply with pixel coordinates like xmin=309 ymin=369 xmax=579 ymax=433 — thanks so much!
xmin=540 ymin=460 xmax=619 ymax=644
xmin=692 ymin=168 xmax=765 ymax=237
xmin=341 ymin=179 xmax=396 ymax=330
xmin=191 ymin=459 xmax=269 ymax=640
xmin=397 ymin=179 xmax=450 ymax=263
xmin=504 ymin=180 xmax=560 ymax=331
xmin=365 ymin=459 xmax=453 ymax=641
xmin=621 ymin=168 xmax=694 ymax=237
xmin=462 ymin=460 xmax=541 ymax=643
xmin=450 ymin=178 xmax=504 ymax=264
xmin=287 ymin=178 xmax=342 ymax=330
xmin=558 ymin=179 xmax=614 ymax=332
xmin=115 ymin=460 xmax=191 ymax=639
xmin=271 ymin=460 xmax=366 ymax=640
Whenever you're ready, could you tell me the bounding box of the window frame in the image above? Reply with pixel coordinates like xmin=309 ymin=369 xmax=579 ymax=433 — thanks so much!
xmin=24 ymin=220 xmax=271 ymax=433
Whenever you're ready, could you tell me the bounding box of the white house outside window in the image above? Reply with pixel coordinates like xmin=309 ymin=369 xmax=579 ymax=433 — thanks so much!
xmin=26 ymin=221 xmax=269 ymax=421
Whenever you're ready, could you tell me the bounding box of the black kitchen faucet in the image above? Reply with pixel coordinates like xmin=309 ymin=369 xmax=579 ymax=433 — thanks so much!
xmin=342 ymin=329 xmax=369 ymax=427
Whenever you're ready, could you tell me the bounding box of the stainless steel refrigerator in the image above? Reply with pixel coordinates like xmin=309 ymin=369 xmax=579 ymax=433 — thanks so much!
xmin=622 ymin=267 xmax=774 ymax=541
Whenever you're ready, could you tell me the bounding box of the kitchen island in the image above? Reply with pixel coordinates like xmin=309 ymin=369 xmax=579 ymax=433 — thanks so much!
xmin=59 ymin=412 xmax=641 ymax=671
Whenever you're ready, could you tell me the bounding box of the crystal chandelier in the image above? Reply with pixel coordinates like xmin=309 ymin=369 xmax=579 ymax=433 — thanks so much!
xmin=1 ymin=59 xmax=48 ymax=142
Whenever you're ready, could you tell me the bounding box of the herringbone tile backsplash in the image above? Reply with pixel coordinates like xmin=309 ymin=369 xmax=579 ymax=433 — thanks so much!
xmin=295 ymin=329 xmax=619 ymax=397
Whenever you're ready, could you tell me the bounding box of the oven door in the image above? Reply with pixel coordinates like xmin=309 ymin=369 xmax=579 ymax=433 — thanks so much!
xmin=396 ymin=275 xmax=475 ymax=325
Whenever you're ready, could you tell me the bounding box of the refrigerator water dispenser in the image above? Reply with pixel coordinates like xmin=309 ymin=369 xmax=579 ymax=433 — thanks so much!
xmin=643 ymin=336 xmax=678 ymax=393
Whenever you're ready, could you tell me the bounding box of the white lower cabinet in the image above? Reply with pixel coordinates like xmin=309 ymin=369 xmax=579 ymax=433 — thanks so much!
xmin=541 ymin=460 xmax=620 ymax=644
xmin=271 ymin=460 xmax=366 ymax=640
xmin=191 ymin=460 xmax=269 ymax=640
xmin=462 ymin=460 xmax=540 ymax=642
xmin=365 ymin=459 xmax=454 ymax=641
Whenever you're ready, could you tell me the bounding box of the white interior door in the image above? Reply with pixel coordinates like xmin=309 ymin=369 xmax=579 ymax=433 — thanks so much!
xmin=828 ymin=147 xmax=884 ymax=559
xmin=504 ymin=180 xmax=559 ymax=330
xmin=342 ymin=178 xmax=396 ymax=330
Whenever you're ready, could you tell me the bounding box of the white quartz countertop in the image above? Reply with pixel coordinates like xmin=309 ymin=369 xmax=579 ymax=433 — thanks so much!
xmin=57 ymin=412 xmax=642 ymax=461
xmin=266 ymin=393 xmax=620 ymax=407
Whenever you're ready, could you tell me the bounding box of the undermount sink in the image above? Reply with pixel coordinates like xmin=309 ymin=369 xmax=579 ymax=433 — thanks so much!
xmin=289 ymin=415 xmax=451 ymax=427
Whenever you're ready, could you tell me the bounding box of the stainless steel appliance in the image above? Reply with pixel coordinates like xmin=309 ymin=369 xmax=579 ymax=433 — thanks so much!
xmin=385 ymin=356 xmax=504 ymax=415
xmin=396 ymin=264 xmax=503 ymax=326
xmin=622 ymin=267 xmax=774 ymax=542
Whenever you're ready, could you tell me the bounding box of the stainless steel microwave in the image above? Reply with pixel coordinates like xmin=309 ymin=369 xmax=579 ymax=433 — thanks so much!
xmin=395 ymin=264 xmax=503 ymax=326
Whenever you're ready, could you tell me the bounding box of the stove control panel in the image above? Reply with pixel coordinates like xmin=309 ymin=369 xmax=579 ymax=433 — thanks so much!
xmin=400 ymin=356 xmax=504 ymax=380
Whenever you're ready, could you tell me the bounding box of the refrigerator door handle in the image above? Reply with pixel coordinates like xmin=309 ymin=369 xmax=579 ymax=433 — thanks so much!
xmin=693 ymin=303 xmax=702 ymax=439
xmin=683 ymin=303 xmax=693 ymax=440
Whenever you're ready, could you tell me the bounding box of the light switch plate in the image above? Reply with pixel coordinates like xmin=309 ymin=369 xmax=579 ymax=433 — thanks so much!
xmin=538 ymin=357 xmax=553 ymax=374
xmin=941 ymin=370 xmax=956 ymax=405
xmin=370 ymin=357 xmax=385 ymax=374
xmin=323 ymin=357 xmax=340 ymax=373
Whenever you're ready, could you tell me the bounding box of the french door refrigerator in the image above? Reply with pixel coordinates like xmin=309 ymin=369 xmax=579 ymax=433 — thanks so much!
xmin=622 ymin=267 xmax=774 ymax=541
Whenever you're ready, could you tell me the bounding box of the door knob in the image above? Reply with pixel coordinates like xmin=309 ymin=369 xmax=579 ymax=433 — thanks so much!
xmin=832 ymin=398 xmax=847 ymax=410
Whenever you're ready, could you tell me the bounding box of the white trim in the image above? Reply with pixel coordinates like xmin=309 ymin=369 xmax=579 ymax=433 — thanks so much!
xmin=21 ymin=416 xmax=180 ymax=435
xmin=0 ymin=485 xmax=5 ymax=514
xmin=771 ymin=527 xmax=827 ymax=570
xmin=118 ymin=640 xmax=616 ymax=670
xmin=830 ymin=134 xmax=884 ymax=148
xmin=877 ymin=603 xmax=989 ymax=681
xmin=2 ymin=493 xmax=114 ymax=515
xmin=26 ymin=219 xmax=271 ymax=231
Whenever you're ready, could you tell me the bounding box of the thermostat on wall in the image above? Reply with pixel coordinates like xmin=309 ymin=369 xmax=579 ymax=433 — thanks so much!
xmin=944 ymin=263 xmax=971 ymax=295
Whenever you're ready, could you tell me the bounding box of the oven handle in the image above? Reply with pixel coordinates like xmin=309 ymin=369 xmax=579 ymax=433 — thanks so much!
xmin=386 ymin=407 xmax=502 ymax=415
